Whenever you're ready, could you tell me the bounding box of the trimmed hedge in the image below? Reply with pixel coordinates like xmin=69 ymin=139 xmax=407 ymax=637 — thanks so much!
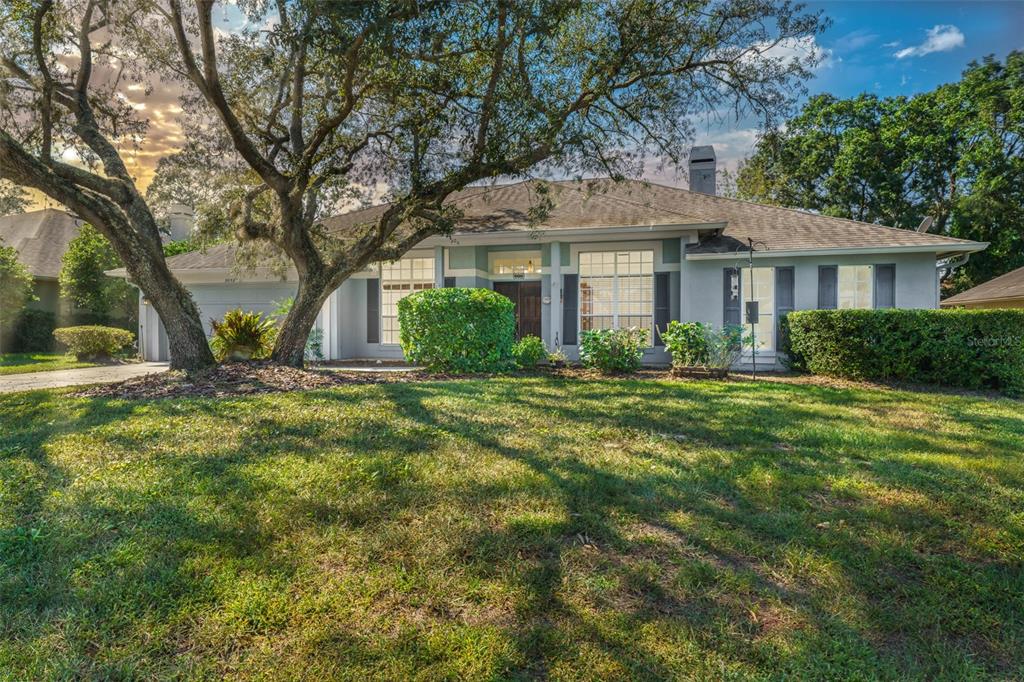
xmin=398 ymin=288 xmax=515 ymax=372
xmin=53 ymin=325 xmax=135 ymax=360
xmin=783 ymin=309 xmax=1024 ymax=396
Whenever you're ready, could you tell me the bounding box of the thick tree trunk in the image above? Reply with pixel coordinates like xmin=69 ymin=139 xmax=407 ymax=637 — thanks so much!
xmin=141 ymin=267 xmax=216 ymax=372
xmin=271 ymin=273 xmax=335 ymax=367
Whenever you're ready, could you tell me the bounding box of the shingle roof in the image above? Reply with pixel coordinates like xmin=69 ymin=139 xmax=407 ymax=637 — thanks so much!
xmin=941 ymin=266 xmax=1024 ymax=306
xmin=578 ymin=179 xmax=982 ymax=254
xmin=0 ymin=209 xmax=83 ymax=279
xmin=161 ymin=178 xmax=985 ymax=271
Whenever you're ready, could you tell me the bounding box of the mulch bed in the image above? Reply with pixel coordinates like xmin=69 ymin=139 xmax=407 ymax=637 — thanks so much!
xmin=70 ymin=361 xmax=1012 ymax=402
xmin=71 ymin=362 xmax=451 ymax=400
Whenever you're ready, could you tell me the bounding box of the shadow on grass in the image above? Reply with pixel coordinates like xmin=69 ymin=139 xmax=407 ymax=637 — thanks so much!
xmin=1 ymin=377 xmax=1022 ymax=678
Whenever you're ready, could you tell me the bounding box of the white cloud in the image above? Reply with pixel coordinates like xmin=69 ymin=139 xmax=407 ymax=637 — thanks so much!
xmin=894 ymin=25 xmax=964 ymax=59
xmin=758 ymin=36 xmax=833 ymax=71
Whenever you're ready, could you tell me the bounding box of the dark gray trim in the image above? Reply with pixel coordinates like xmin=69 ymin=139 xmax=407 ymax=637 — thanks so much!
xmin=818 ymin=265 xmax=838 ymax=309
xmin=366 ymin=278 xmax=380 ymax=344
xmin=775 ymin=266 xmax=795 ymax=343
xmin=654 ymin=272 xmax=670 ymax=346
xmin=874 ymin=264 xmax=895 ymax=308
xmin=443 ymin=276 xmax=457 ymax=288
xmin=723 ymin=267 xmax=741 ymax=325
xmin=562 ymin=273 xmax=578 ymax=345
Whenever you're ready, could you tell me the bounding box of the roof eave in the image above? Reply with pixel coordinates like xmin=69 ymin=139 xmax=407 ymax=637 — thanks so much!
xmin=686 ymin=242 xmax=988 ymax=260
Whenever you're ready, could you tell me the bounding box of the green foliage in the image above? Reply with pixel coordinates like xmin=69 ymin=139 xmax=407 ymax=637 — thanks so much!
xmin=0 ymin=179 xmax=30 ymax=215
xmin=397 ymin=288 xmax=515 ymax=373
xmin=661 ymin=322 xmax=710 ymax=367
xmin=59 ymin=224 xmax=135 ymax=322
xmin=162 ymin=238 xmax=206 ymax=258
xmin=53 ymin=325 xmax=134 ymax=360
xmin=512 ymin=335 xmax=547 ymax=369
xmin=0 ymin=239 xmax=34 ymax=330
xmin=579 ymin=327 xmax=648 ymax=373
xmin=662 ymin=321 xmax=746 ymax=372
xmin=783 ymin=309 xmax=1024 ymax=395
xmin=737 ymin=52 xmax=1024 ymax=294
xmin=209 ymin=309 xmax=277 ymax=362
xmin=12 ymin=309 xmax=56 ymax=352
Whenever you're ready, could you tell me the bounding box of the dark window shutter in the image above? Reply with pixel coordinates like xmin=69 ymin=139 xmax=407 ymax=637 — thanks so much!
xmin=775 ymin=266 xmax=795 ymax=343
xmin=366 ymin=278 xmax=380 ymax=343
xmin=874 ymin=264 xmax=895 ymax=308
xmin=654 ymin=272 xmax=670 ymax=346
xmin=443 ymin=276 xmax=456 ymax=288
xmin=723 ymin=268 xmax=741 ymax=325
xmin=818 ymin=266 xmax=838 ymax=309
xmin=562 ymin=274 xmax=578 ymax=345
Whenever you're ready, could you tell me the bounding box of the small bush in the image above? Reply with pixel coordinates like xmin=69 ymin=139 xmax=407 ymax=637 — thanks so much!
xmin=210 ymin=309 xmax=277 ymax=362
xmin=13 ymin=309 xmax=57 ymax=352
xmin=661 ymin=321 xmax=709 ymax=367
xmin=53 ymin=325 xmax=134 ymax=360
xmin=512 ymin=335 xmax=547 ymax=368
xmin=398 ymin=288 xmax=515 ymax=372
xmin=579 ymin=327 xmax=648 ymax=373
xmin=783 ymin=308 xmax=1024 ymax=395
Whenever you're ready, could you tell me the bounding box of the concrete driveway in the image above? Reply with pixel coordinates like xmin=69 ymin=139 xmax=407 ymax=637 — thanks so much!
xmin=0 ymin=362 xmax=170 ymax=394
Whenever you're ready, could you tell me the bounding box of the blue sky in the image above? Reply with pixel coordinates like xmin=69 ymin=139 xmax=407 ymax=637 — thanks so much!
xmin=684 ymin=0 xmax=1024 ymax=177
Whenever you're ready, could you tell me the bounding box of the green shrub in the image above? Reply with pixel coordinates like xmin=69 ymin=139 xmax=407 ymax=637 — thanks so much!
xmin=210 ymin=309 xmax=277 ymax=362
xmin=579 ymin=327 xmax=648 ymax=373
xmin=13 ymin=309 xmax=57 ymax=352
xmin=398 ymin=288 xmax=515 ymax=372
xmin=661 ymin=321 xmax=747 ymax=374
xmin=53 ymin=325 xmax=135 ymax=360
xmin=512 ymin=335 xmax=547 ymax=368
xmin=661 ymin=321 xmax=710 ymax=367
xmin=783 ymin=309 xmax=1024 ymax=396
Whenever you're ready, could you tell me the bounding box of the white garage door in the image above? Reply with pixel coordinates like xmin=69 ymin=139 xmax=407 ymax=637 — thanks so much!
xmin=189 ymin=283 xmax=300 ymax=336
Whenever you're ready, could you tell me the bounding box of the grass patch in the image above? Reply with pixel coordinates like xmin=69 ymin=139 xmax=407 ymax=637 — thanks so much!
xmin=1 ymin=377 xmax=1022 ymax=679
xmin=0 ymin=353 xmax=98 ymax=376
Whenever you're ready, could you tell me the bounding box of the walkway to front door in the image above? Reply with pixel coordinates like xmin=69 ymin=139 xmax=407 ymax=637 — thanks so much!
xmin=493 ymin=281 xmax=542 ymax=339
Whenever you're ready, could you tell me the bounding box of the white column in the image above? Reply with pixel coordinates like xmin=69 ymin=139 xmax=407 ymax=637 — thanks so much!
xmin=434 ymin=246 xmax=445 ymax=288
xmin=550 ymin=241 xmax=562 ymax=349
xmin=679 ymin=236 xmax=690 ymax=322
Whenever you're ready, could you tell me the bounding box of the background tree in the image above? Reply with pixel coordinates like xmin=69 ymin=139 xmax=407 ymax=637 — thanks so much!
xmin=59 ymin=224 xmax=137 ymax=325
xmin=0 ymin=239 xmax=35 ymax=353
xmin=138 ymin=0 xmax=828 ymax=365
xmin=737 ymin=52 xmax=1023 ymax=293
xmin=0 ymin=179 xmax=30 ymax=215
xmin=0 ymin=0 xmax=216 ymax=370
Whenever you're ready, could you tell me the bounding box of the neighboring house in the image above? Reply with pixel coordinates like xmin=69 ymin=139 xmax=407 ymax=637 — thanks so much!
xmin=112 ymin=148 xmax=988 ymax=366
xmin=0 ymin=209 xmax=83 ymax=346
xmin=941 ymin=266 xmax=1024 ymax=309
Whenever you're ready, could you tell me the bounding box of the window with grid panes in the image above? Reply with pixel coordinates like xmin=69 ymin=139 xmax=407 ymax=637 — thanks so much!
xmin=838 ymin=265 xmax=873 ymax=309
xmin=380 ymin=256 xmax=434 ymax=344
xmin=578 ymin=250 xmax=654 ymax=341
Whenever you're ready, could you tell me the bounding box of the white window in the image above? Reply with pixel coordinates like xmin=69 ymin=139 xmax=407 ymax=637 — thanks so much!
xmin=742 ymin=267 xmax=775 ymax=352
xmin=839 ymin=265 xmax=873 ymax=309
xmin=579 ymin=250 xmax=654 ymax=339
xmin=490 ymin=251 xmax=542 ymax=276
xmin=380 ymin=256 xmax=434 ymax=344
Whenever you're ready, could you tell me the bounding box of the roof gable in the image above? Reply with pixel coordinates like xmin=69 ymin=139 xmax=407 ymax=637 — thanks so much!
xmin=0 ymin=209 xmax=83 ymax=279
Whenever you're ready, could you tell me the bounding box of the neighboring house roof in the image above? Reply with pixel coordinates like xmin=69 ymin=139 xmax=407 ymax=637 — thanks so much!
xmin=0 ymin=209 xmax=83 ymax=279
xmin=941 ymin=266 xmax=1024 ymax=307
xmin=155 ymin=178 xmax=985 ymax=273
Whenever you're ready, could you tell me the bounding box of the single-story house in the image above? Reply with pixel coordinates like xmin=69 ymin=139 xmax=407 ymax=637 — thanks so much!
xmin=113 ymin=149 xmax=988 ymax=367
xmin=940 ymin=266 xmax=1024 ymax=309
xmin=0 ymin=208 xmax=83 ymax=348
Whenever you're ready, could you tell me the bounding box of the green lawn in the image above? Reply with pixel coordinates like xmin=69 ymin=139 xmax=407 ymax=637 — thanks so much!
xmin=1 ymin=377 xmax=1022 ymax=680
xmin=0 ymin=353 xmax=97 ymax=376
